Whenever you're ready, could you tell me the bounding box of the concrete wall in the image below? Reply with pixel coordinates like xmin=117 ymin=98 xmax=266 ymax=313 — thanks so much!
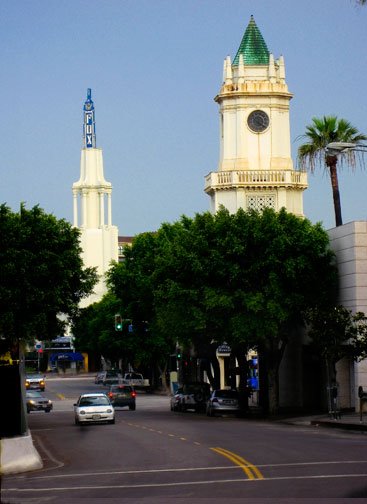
xmin=328 ymin=221 xmax=367 ymax=410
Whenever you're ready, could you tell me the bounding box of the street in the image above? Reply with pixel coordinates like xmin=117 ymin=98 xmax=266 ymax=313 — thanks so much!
xmin=2 ymin=376 xmax=367 ymax=503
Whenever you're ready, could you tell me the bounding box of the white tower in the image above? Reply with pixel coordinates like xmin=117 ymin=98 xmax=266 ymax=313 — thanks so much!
xmin=205 ymin=16 xmax=307 ymax=215
xmin=72 ymin=89 xmax=118 ymax=306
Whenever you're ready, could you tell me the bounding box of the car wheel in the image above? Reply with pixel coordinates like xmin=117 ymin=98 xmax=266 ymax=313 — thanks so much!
xmin=109 ymin=418 xmax=115 ymax=424
xmin=129 ymin=404 xmax=136 ymax=411
xmin=27 ymin=408 xmax=31 ymax=414
xmin=45 ymin=409 xmax=51 ymax=413
xmin=75 ymin=418 xmax=80 ymax=425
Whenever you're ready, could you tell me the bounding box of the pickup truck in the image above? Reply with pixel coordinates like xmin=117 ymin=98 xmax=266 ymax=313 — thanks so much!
xmin=121 ymin=372 xmax=150 ymax=392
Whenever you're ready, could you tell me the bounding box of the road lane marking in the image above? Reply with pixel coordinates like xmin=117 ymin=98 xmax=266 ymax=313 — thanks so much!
xmin=56 ymin=393 xmax=66 ymax=400
xmin=211 ymin=447 xmax=264 ymax=480
xmin=4 ymin=472 xmax=367 ymax=493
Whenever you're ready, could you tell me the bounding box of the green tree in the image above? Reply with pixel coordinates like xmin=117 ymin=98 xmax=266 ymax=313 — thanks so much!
xmin=106 ymin=232 xmax=175 ymax=388
xmin=79 ymin=207 xmax=338 ymax=412
xmin=153 ymin=208 xmax=338 ymax=412
xmin=305 ymin=306 xmax=367 ymax=387
xmin=72 ymin=293 xmax=122 ymax=370
xmin=298 ymin=116 xmax=367 ymax=227
xmin=0 ymin=203 xmax=97 ymax=353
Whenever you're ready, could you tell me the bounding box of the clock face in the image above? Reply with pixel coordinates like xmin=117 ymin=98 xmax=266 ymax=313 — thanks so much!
xmin=247 ymin=110 xmax=269 ymax=133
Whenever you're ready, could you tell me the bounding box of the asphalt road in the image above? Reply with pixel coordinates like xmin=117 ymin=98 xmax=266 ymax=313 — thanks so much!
xmin=2 ymin=376 xmax=367 ymax=503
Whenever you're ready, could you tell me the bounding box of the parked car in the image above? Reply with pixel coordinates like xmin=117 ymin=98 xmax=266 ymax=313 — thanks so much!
xmin=94 ymin=372 xmax=105 ymax=384
xmin=102 ymin=370 xmax=122 ymax=386
xmin=25 ymin=374 xmax=45 ymax=391
xmin=121 ymin=372 xmax=151 ymax=392
xmin=107 ymin=384 xmax=136 ymax=410
xmin=170 ymin=387 xmax=184 ymax=411
xmin=173 ymin=382 xmax=211 ymax=412
xmin=26 ymin=391 xmax=53 ymax=413
xmin=74 ymin=393 xmax=115 ymax=425
xmin=206 ymin=389 xmax=241 ymax=417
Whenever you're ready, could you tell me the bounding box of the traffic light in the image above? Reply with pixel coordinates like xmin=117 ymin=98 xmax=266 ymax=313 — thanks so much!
xmin=114 ymin=314 xmax=123 ymax=331
xmin=176 ymin=349 xmax=182 ymax=360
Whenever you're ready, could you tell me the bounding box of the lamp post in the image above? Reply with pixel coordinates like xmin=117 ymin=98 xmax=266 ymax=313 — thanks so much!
xmin=326 ymin=142 xmax=367 ymax=154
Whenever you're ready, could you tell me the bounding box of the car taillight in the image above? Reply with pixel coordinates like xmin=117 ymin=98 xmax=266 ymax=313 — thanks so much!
xmin=108 ymin=393 xmax=113 ymax=398
xmin=131 ymin=392 xmax=136 ymax=397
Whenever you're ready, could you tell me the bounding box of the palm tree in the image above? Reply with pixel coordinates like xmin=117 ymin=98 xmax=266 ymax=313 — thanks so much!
xmin=298 ymin=116 xmax=367 ymax=227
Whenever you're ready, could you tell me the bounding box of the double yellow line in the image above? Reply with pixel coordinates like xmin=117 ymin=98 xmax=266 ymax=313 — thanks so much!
xmin=211 ymin=447 xmax=264 ymax=480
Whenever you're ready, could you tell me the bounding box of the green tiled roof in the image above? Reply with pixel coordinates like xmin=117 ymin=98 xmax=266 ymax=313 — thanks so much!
xmin=233 ymin=16 xmax=269 ymax=66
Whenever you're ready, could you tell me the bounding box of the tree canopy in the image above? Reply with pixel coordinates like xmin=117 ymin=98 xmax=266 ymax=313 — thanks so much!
xmin=305 ymin=305 xmax=367 ymax=385
xmin=0 ymin=203 xmax=98 ymax=353
xmin=101 ymin=207 xmax=338 ymax=409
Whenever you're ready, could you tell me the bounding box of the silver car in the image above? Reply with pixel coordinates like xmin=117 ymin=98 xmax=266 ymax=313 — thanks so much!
xmin=26 ymin=391 xmax=53 ymax=413
xmin=74 ymin=393 xmax=115 ymax=425
xmin=206 ymin=389 xmax=241 ymax=417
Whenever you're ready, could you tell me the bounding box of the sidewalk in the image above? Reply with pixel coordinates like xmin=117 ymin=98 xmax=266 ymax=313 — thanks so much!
xmin=278 ymin=411 xmax=367 ymax=432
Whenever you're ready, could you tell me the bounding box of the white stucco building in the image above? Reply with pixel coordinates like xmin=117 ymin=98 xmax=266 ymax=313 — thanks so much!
xmin=205 ymin=15 xmax=307 ymax=216
xmin=72 ymin=89 xmax=118 ymax=307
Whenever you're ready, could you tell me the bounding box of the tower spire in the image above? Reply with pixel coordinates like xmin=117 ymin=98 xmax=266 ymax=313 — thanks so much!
xmin=233 ymin=15 xmax=269 ymax=66
xmin=83 ymin=88 xmax=96 ymax=148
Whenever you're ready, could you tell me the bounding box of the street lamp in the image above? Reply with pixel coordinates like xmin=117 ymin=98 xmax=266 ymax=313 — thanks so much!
xmin=326 ymin=142 xmax=367 ymax=154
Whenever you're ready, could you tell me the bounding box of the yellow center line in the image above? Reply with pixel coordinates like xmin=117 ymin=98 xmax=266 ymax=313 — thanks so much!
xmin=56 ymin=393 xmax=65 ymax=400
xmin=211 ymin=447 xmax=264 ymax=480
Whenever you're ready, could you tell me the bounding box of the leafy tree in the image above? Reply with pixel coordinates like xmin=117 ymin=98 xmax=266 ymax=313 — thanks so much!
xmin=153 ymin=208 xmax=338 ymax=412
xmin=106 ymin=233 xmax=175 ymax=387
xmin=298 ymin=116 xmax=367 ymax=227
xmin=72 ymin=293 xmax=122 ymax=370
xmin=305 ymin=306 xmax=367 ymax=387
xmin=0 ymin=203 xmax=98 ymax=353
xmin=79 ymin=207 xmax=338 ymax=412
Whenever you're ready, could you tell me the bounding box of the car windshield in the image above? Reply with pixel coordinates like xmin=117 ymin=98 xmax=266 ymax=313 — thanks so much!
xmin=215 ymin=390 xmax=238 ymax=399
xmin=27 ymin=375 xmax=43 ymax=380
xmin=26 ymin=391 xmax=43 ymax=398
xmin=79 ymin=396 xmax=109 ymax=406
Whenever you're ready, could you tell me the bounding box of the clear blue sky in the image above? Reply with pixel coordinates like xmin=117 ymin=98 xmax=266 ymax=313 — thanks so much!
xmin=1 ymin=0 xmax=366 ymax=235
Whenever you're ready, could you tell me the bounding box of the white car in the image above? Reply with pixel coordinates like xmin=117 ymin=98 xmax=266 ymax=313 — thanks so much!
xmin=74 ymin=393 xmax=115 ymax=425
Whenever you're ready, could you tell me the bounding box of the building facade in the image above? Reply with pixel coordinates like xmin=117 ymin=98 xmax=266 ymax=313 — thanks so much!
xmin=328 ymin=222 xmax=367 ymax=411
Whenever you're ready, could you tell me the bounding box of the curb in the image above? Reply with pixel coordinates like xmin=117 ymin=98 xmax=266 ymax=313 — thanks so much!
xmin=1 ymin=431 xmax=43 ymax=475
xmin=310 ymin=419 xmax=367 ymax=432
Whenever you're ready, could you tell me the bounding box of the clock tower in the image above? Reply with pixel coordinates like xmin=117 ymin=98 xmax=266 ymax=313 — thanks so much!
xmin=72 ymin=89 xmax=118 ymax=306
xmin=205 ymin=16 xmax=307 ymax=215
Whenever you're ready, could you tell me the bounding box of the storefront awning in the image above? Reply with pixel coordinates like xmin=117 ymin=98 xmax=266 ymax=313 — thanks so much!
xmin=50 ymin=352 xmax=84 ymax=363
